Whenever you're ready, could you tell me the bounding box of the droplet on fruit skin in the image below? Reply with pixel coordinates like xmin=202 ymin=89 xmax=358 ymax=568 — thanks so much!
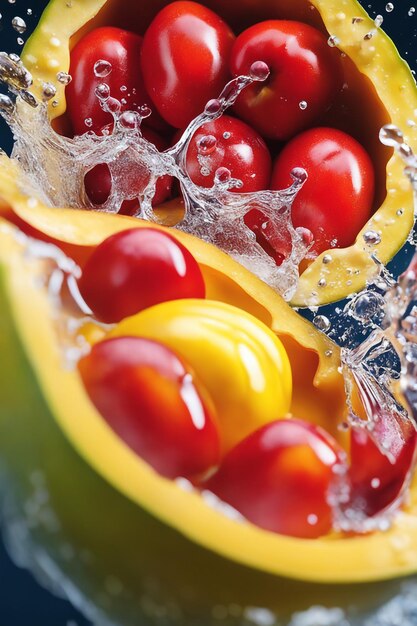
xmin=42 ymin=82 xmax=57 ymax=101
xmin=249 ymin=61 xmax=270 ymax=82
xmin=327 ymin=35 xmax=340 ymax=47
xmin=363 ymin=230 xmax=381 ymax=245
xmin=197 ymin=134 xmax=217 ymax=156
xmin=93 ymin=59 xmax=112 ymax=78
xmin=299 ymin=100 xmax=308 ymax=110
xmin=57 ymin=71 xmax=72 ymax=85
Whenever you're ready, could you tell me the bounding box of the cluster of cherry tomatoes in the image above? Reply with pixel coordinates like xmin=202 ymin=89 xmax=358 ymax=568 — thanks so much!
xmin=76 ymin=226 xmax=415 ymax=539
xmin=66 ymin=0 xmax=375 ymax=259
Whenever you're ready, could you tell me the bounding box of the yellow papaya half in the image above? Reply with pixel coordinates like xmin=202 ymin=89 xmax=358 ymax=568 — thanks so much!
xmin=1 ymin=154 xmax=417 ymax=626
xmin=20 ymin=0 xmax=417 ymax=306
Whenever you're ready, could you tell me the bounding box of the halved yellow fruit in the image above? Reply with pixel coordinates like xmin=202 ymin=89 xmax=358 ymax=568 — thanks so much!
xmin=21 ymin=0 xmax=417 ymax=305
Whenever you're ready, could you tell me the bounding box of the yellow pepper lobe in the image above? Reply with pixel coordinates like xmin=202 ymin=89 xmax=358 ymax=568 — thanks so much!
xmin=109 ymin=299 xmax=292 ymax=453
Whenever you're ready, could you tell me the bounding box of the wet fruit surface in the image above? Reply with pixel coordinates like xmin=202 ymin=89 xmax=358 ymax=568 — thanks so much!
xmin=78 ymin=336 xmax=220 ymax=479
xmin=78 ymin=227 xmax=205 ymax=323
xmin=207 ymin=418 xmax=344 ymax=538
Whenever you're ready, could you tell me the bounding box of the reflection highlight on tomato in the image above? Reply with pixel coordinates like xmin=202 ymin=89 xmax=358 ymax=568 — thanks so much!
xmin=271 ymin=127 xmax=375 ymax=256
xmin=79 ymin=336 xmax=220 ymax=479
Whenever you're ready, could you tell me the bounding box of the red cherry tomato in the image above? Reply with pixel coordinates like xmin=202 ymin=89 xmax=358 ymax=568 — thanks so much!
xmin=84 ymin=126 xmax=173 ymax=211
xmin=271 ymin=127 xmax=375 ymax=256
xmin=230 ymin=21 xmax=343 ymax=141
xmin=349 ymin=422 xmax=417 ymax=518
xmin=67 ymin=27 xmax=167 ymax=135
xmin=79 ymin=336 xmax=220 ymax=479
xmin=141 ymin=1 xmax=235 ymax=128
xmin=78 ymin=228 xmax=205 ymax=323
xmin=207 ymin=418 xmax=343 ymax=539
xmin=184 ymin=115 xmax=271 ymax=192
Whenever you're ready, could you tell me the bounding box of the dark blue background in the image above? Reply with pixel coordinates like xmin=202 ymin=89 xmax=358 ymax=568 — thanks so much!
xmin=0 ymin=1 xmax=416 ymax=624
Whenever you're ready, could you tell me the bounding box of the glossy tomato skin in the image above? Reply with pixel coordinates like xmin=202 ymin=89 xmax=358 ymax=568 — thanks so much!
xmin=271 ymin=127 xmax=375 ymax=256
xmin=78 ymin=228 xmax=205 ymax=323
xmin=67 ymin=27 xmax=166 ymax=136
xmin=230 ymin=21 xmax=343 ymax=141
xmin=207 ymin=418 xmax=343 ymax=539
xmin=141 ymin=1 xmax=235 ymax=128
xmin=349 ymin=424 xmax=417 ymax=517
xmin=84 ymin=126 xmax=173 ymax=211
xmin=79 ymin=336 xmax=220 ymax=479
xmin=184 ymin=115 xmax=271 ymax=192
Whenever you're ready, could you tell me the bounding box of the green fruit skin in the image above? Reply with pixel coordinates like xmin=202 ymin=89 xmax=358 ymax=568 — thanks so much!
xmin=0 ymin=264 xmax=413 ymax=625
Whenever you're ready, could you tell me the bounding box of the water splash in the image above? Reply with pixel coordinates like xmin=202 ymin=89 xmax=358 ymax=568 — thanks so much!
xmin=0 ymin=54 xmax=311 ymax=300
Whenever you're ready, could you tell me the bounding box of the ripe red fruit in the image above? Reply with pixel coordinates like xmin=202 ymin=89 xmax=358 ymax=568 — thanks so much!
xmin=67 ymin=26 xmax=167 ymax=135
xmin=78 ymin=228 xmax=205 ymax=323
xmin=271 ymin=127 xmax=375 ymax=256
xmin=207 ymin=418 xmax=343 ymax=539
xmin=79 ymin=336 xmax=220 ymax=479
xmin=141 ymin=1 xmax=235 ymax=128
xmin=230 ymin=20 xmax=343 ymax=140
xmin=184 ymin=115 xmax=271 ymax=192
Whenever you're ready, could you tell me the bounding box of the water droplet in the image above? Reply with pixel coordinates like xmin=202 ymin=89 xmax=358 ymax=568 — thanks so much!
xmin=385 ymin=2 xmax=394 ymax=12
xmin=223 ymin=131 xmax=231 ymax=139
xmin=374 ymin=14 xmax=384 ymax=27
xmin=322 ymin=254 xmax=333 ymax=264
xmin=106 ymin=97 xmax=121 ymax=114
xmin=51 ymin=100 xmax=59 ymax=108
xmin=8 ymin=0 xmax=16 ymax=4
xmin=20 ymin=89 xmax=38 ymax=108
xmin=380 ymin=124 xmax=404 ymax=147
xmin=307 ymin=514 xmax=318 ymax=525
xmin=42 ymin=82 xmax=57 ymax=101
xmin=214 ymin=167 xmax=231 ymax=184
xmin=290 ymin=167 xmax=308 ymax=184
xmin=84 ymin=117 xmax=93 ymax=128
xmin=204 ymin=99 xmax=221 ymax=115
xmin=318 ymin=278 xmax=327 ymax=287
xmin=299 ymin=100 xmax=308 ymax=110
xmin=95 ymin=83 xmax=110 ymax=101
xmin=325 ymin=349 xmax=333 ymax=357
xmin=409 ymin=7 xmax=416 ymax=16
xmin=350 ymin=292 xmax=384 ymax=322
xmin=313 ymin=315 xmax=331 ymax=332
xmin=397 ymin=208 xmax=404 ymax=216
xmin=200 ymin=167 xmax=211 ymax=177
xmin=364 ymin=30 xmax=376 ymax=40
xmin=12 ymin=16 xmax=27 ymax=33
xmin=119 ymin=111 xmax=140 ymax=129
xmin=17 ymin=38 xmax=24 ymax=46
xmin=363 ymin=230 xmax=381 ymax=245
xmin=328 ymin=35 xmax=340 ymax=47
xmin=27 ymin=8 xmax=33 ymax=15
xmin=93 ymin=59 xmax=112 ymax=78
xmin=249 ymin=61 xmax=270 ymax=81
xmin=197 ymin=134 xmax=217 ymax=156
xmin=56 ymin=71 xmax=72 ymax=85
xmin=371 ymin=477 xmax=381 ymax=488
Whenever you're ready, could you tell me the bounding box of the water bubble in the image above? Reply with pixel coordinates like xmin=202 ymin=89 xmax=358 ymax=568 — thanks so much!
xmin=327 ymin=35 xmax=340 ymax=47
xmin=106 ymin=97 xmax=121 ymax=114
xmin=363 ymin=230 xmax=382 ymax=245
xmin=299 ymin=100 xmax=308 ymax=110
xmin=12 ymin=16 xmax=27 ymax=34
xmin=318 ymin=278 xmax=327 ymax=287
xmin=120 ymin=85 xmax=127 ymax=92
xmin=409 ymin=7 xmax=416 ymax=16
xmin=385 ymin=2 xmax=394 ymax=11
xmin=197 ymin=134 xmax=217 ymax=156
xmin=214 ymin=167 xmax=231 ymax=185
xmin=290 ymin=167 xmax=308 ymax=184
xmin=93 ymin=59 xmax=112 ymax=78
xmin=56 ymin=71 xmax=72 ymax=85
xmin=95 ymin=83 xmax=110 ymax=101
xmin=27 ymin=8 xmax=33 ymax=15
xmin=249 ymin=61 xmax=270 ymax=82
xmin=223 ymin=131 xmax=231 ymax=140
xmin=200 ymin=167 xmax=211 ymax=177
xmin=204 ymin=99 xmax=221 ymax=115
xmin=17 ymin=37 xmax=24 ymax=46
xmin=84 ymin=118 xmax=93 ymax=128
xmin=350 ymin=292 xmax=384 ymax=322
xmin=119 ymin=111 xmax=140 ymax=129
xmin=42 ymin=82 xmax=57 ymax=101
xmin=313 ymin=315 xmax=331 ymax=333
xmin=322 ymin=254 xmax=333 ymax=264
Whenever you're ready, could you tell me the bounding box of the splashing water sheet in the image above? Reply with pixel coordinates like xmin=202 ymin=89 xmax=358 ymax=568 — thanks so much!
xmin=1 ymin=1 xmax=417 ymax=625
